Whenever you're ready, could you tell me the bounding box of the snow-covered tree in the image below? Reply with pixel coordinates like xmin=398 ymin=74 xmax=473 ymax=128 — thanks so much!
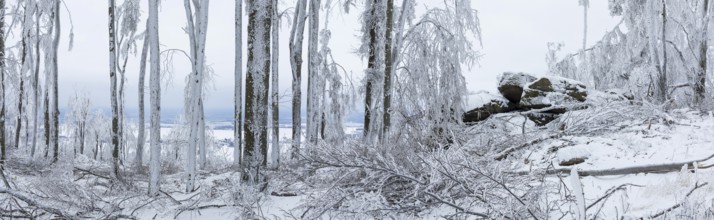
xmin=148 ymin=0 xmax=161 ymax=196
xmin=305 ymin=0 xmax=323 ymax=145
xmin=551 ymin=0 xmax=712 ymax=108
xmin=136 ymin=23 xmax=148 ymax=172
xmin=108 ymin=0 xmax=121 ymax=178
xmin=243 ymin=0 xmax=273 ymax=183
xmin=288 ymin=0 xmax=307 ymax=159
xmin=50 ymin=0 xmax=59 ymax=163
xmin=391 ymin=0 xmax=481 ymax=146
xmin=182 ymin=0 xmax=210 ymax=192
xmin=270 ymin=0 xmax=280 ymax=169
xmin=68 ymin=93 xmax=90 ymax=155
xmin=234 ymin=0 xmax=243 ymax=168
xmin=360 ymin=0 xmax=386 ymax=143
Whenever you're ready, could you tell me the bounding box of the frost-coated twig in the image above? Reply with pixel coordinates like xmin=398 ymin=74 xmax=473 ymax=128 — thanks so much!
xmin=646 ymin=182 xmax=708 ymax=219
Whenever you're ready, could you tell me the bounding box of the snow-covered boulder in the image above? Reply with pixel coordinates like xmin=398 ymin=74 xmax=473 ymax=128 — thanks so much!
xmin=497 ymin=72 xmax=537 ymax=103
xmin=520 ymin=76 xmax=588 ymax=110
xmin=463 ymin=95 xmax=515 ymax=123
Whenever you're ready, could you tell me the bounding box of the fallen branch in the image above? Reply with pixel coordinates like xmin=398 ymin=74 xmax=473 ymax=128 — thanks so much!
xmin=159 ymin=190 xmax=181 ymax=205
xmin=270 ymin=191 xmax=298 ymax=197
xmin=517 ymin=152 xmax=714 ymax=177
xmin=424 ymin=191 xmax=489 ymax=218
xmin=493 ymin=133 xmax=561 ymax=160
xmin=0 ymin=188 xmax=77 ymax=219
xmin=73 ymin=167 xmax=110 ymax=180
xmin=646 ymin=182 xmax=708 ymax=219
xmin=587 ymin=183 xmax=643 ymax=211
xmin=0 ymin=166 xmax=11 ymax=189
xmin=174 ymin=204 xmax=228 ymax=219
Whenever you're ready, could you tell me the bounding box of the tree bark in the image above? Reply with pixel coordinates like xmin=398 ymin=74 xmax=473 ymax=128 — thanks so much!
xmin=382 ymin=0 xmax=394 ymax=141
xmin=660 ymin=0 xmax=668 ymax=103
xmin=243 ymin=0 xmax=272 ymax=183
xmin=695 ymin=0 xmax=709 ymax=105
xmin=51 ymin=0 xmax=60 ymax=163
xmin=108 ymin=0 xmax=120 ymax=177
xmin=363 ymin=0 xmax=378 ymax=141
xmin=14 ymin=33 xmax=27 ymax=149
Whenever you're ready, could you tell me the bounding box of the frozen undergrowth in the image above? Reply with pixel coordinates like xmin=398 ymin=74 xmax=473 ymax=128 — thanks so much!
xmin=1 ymin=99 xmax=714 ymax=219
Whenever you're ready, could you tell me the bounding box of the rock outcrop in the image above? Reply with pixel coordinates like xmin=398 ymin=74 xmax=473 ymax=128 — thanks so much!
xmin=464 ymin=73 xmax=589 ymax=126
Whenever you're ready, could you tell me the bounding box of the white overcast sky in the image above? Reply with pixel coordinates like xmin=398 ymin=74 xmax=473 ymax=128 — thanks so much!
xmin=51 ymin=0 xmax=620 ymax=113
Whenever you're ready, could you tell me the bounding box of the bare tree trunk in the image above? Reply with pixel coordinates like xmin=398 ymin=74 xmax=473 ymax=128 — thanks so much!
xmin=660 ymin=0 xmax=668 ymax=103
xmin=306 ymin=0 xmax=320 ymax=144
xmin=0 ymin=0 xmax=6 ymax=165
xmin=382 ymin=0 xmax=394 ymax=142
xmin=43 ymin=84 xmax=49 ymax=159
xmin=148 ymin=0 xmax=161 ymax=196
xmin=243 ymin=0 xmax=272 ymax=183
xmin=51 ymin=0 xmax=60 ymax=163
xmin=108 ymin=0 xmax=120 ymax=177
xmin=136 ymin=25 xmax=149 ymax=172
xmin=270 ymin=0 xmax=280 ymax=169
xmin=696 ymin=0 xmax=710 ymax=105
xmin=363 ymin=0 xmax=377 ymax=141
xmin=234 ymin=0 xmax=243 ymax=169
xmin=233 ymin=0 xmax=243 ymax=169
xmin=15 ymin=36 xmax=26 ymax=149
xmin=31 ymin=6 xmax=41 ymax=157
xmin=288 ymin=0 xmax=307 ymax=160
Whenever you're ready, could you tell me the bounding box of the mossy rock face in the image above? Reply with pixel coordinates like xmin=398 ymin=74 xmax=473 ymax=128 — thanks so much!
xmin=463 ymin=100 xmax=515 ymax=123
xmin=564 ymin=82 xmax=588 ymax=101
xmin=528 ymin=78 xmax=555 ymax=92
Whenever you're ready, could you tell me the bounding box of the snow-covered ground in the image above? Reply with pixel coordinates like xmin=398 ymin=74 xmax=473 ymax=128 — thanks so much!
xmin=3 ymin=103 xmax=714 ymax=219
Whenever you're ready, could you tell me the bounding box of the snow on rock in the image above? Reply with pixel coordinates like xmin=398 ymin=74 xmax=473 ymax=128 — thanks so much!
xmin=463 ymin=92 xmax=515 ymax=123
xmin=557 ymin=146 xmax=590 ymax=166
xmin=520 ymin=76 xmax=588 ymax=110
xmin=497 ymin=72 xmax=537 ymax=103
